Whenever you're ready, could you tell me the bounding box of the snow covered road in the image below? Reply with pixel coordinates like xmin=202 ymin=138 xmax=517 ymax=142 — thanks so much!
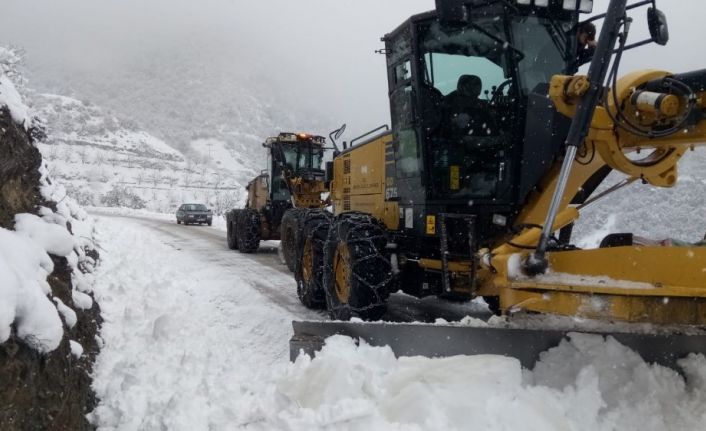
xmin=94 ymin=214 xmax=491 ymax=324
xmin=88 ymin=215 xmax=706 ymax=431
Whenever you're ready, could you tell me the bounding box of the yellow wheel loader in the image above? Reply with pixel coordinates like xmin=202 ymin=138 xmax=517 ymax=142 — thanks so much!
xmin=290 ymin=0 xmax=706 ymax=368
xmin=226 ymin=133 xmax=327 ymax=256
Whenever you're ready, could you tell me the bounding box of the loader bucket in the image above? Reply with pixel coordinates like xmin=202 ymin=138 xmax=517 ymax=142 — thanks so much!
xmin=290 ymin=320 xmax=706 ymax=370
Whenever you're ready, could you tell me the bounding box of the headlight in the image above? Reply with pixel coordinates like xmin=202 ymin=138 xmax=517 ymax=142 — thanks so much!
xmin=563 ymin=0 xmax=593 ymax=13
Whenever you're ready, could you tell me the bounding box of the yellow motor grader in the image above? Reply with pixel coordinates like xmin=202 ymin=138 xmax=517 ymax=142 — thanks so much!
xmin=288 ymin=0 xmax=706 ymax=367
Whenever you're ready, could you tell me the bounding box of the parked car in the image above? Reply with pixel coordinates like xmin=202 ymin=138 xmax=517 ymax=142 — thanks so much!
xmin=176 ymin=203 xmax=213 ymax=226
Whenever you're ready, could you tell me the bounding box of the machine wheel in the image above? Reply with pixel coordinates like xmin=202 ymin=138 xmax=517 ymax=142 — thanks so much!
xmin=281 ymin=208 xmax=304 ymax=273
xmin=323 ymin=213 xmax=392 ymax=321
xmin=236 ymin=209 xmax=261 ymax=253
xmin=177 ymin=219 xmax=181 ymax=225
xmin=294 ymin=210 xmax=332 ymax=309
xmin=226 ymin=213 xmax=240 ymax=250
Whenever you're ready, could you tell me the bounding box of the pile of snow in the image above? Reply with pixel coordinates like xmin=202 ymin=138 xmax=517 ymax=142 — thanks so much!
xmin=262 ymin=334 xmax=706 ymax=430
xmin=90 ymin=216 xmax=706 ymax=431
xmin=0 ymin=68 xmax=97 ymax=353
xmin=0 ymin=73 xmax=30 ymax=127
xmin=0 ymin=172 xmax=97 ymax=353
xmin=0 ymin=226 xmax=64 ymax=352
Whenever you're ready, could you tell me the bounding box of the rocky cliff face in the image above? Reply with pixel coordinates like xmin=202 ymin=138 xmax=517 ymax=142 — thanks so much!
xmin=0 ymin=106 xmax=101 ymax=431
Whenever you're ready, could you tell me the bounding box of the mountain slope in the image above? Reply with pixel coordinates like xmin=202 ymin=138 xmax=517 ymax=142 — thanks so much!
xmin=33 ymin=93 xmax=256 ymax=214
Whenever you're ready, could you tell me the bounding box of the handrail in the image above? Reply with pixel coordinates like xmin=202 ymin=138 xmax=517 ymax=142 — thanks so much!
xmin=349 ymin=125 xmax=390 ymax=147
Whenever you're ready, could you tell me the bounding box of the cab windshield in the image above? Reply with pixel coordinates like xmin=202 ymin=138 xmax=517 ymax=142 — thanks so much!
xmin=416 ymin=15 xmax=568 ymax=199
xmin=282 ymin=144 xmax=324 ymax=173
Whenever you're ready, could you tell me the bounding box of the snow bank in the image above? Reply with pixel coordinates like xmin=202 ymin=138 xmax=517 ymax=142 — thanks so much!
xmin=14 ymin=213 xmax=75 ymax=257
xmin=257 ymin=334 xmax=706 ymax=430
xmin=0 ymin=174 xmax=97 ymax=354
xmin=0 ymin=74 xmax=98 ymax=353
xmin=0 ymin=73 xmax=30 ymax=128
xmin=0 ymin=227 xmax=63 ymax=352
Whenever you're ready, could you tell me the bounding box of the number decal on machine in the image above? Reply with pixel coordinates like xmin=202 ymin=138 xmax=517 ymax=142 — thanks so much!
xmin=450 ymin=165 xmax=460 ymax=190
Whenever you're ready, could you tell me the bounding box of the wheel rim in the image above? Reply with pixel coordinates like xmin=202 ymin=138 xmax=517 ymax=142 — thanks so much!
xmin=302 ymin=237 xmax=314 ymax=284
xmin=333 ymin=241 xmax=351 ymax=304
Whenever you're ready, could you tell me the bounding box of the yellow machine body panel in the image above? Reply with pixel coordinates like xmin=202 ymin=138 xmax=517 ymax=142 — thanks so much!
xmin=492 ymin=246 xmax=706 ymax=324
xmin=247 ymin=175 xmax=269 ymax=210
xmin=331 ymin=133 xmax=399 ymax=230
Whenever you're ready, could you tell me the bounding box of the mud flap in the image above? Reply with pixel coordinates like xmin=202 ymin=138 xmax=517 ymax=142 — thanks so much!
xmin=290 ymin=320 xmax=706 ymax=370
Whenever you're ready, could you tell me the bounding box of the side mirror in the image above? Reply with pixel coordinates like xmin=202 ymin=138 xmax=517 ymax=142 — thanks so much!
xmin=334 ymin=124 xmax=346 ymax=141
xmin=648 ymin=8 xmax=669 ymax=46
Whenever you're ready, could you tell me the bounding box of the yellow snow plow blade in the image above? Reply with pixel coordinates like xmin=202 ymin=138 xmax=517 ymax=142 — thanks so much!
xmin=495 ymin=246 xmax=706 ymax=325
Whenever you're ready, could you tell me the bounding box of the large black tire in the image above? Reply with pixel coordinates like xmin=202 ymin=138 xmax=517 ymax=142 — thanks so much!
xmin=177 ymin=219 xmax=181 ymax=225
xmin=226 ymin=212 xmax=240 ymax=250
xmin=236 ymin=209 xmax=261 ymax=253
xmin=294 ymin=210 xmax=332 ymax=309
xmin=323 ymin=213 xmax=392 ymax=321
xmin=281 ymin=208 xmax=304 ymax=273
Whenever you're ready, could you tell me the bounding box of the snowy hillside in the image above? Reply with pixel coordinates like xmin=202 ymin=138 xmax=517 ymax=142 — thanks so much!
xmin=33 ymin=93 xmax=258 ymax=214
xmin=575 ymin=148 xmax=706 ymax=246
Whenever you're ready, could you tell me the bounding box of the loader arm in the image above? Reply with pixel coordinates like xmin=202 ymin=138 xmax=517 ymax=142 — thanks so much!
xmin=485 ymin=69 xmax=706 ymax=323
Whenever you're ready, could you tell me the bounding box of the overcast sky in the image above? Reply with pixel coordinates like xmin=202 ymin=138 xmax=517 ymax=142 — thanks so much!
xmin=1 ymin=0 xmax=704 ymax=137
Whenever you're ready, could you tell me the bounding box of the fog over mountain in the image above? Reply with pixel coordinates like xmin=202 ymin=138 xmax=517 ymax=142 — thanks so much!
xmin=0 ymin=0 xmax=433 ymax=148
xmin=2 ymin=0 xmax=706 ymax=238
xmin=1 ymin=0 xmax=704 ymax=147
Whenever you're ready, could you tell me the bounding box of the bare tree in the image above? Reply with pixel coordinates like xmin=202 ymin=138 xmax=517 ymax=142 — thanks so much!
xmin=110 ymin=154 xmax=123 ymax=168
xmin=47 ymin=144 xmax=59 ymax=160
xmin=166 ymin=175 xmax=179 ymax=188
xmin=182 ymin=171 xmax=193 ymax=188
xmin=212 ymin=172 xmax=223 ymax=191
xmin=149 ymin=169 xmax=162 ymax=187
xmin=95 ymin=151 xmax=107 ymax=166
xmin=135 ymin=170 xmax=146 ymax=185
xmin=60 ymin=145 xmax=72 ymax=163
xmin=78 ymin=146 xmax=89 ymax=165
xmin=213 ymin=190 xmax=239 ymax=215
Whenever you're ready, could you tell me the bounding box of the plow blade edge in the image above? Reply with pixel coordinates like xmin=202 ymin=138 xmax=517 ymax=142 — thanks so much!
xmin=290 ymin=320 xmax=706 ymax=370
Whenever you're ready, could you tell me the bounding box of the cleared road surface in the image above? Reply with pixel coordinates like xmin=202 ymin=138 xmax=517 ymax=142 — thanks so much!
xmin=99 ymin=214 xmax=492 ymax=323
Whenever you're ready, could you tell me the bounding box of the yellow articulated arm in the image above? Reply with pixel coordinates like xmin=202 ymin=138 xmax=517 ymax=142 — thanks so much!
xmin=552 ymin=70 xmax=706 ymax=187
xmin=482 ymin=70 xmax=706 ymax=325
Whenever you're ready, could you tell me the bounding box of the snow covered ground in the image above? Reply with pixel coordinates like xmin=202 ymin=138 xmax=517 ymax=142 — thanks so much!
xmin=89 ymin=215 xmax=706 ymax=431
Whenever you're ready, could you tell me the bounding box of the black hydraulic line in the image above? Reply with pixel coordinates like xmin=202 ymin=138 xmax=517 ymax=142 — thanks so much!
xmin=526 ymin=0 xmax=629 ymax=275
xmin=643 ymin=69 xmax=706 ymax=93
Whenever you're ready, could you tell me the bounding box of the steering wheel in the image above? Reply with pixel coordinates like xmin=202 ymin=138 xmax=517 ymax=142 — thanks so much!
xmin=490 ymin=78 xmax=514 ymax=106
